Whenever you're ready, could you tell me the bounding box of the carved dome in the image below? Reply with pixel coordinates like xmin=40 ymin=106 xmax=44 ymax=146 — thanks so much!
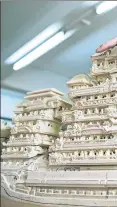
xmin=67 ymin=74 xmax=92 ymax=86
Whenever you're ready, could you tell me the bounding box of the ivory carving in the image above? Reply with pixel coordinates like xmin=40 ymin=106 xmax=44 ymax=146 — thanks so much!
xmin=1 ymin=46 xmax=117 ymax=207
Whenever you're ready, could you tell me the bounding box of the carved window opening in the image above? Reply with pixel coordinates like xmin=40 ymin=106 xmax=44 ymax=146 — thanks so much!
xmin=40 ymin=188 xmax=45 ymax=193
xmin=59 ymin=106 xmax=62 ymax=111
xmin=102 ymin=95 xmax=106 ymax=98
xmin=76 ymin=152 xmax=79 ymax=156
xmin=92 ymin=109 xmax=95 ymax=113
xmin=111 ymin=94 xmax=114 ymax=97
xmin=109 ymin=61 xmax=114 ymax=65
xmin=108 ymin=135 xmax=113 ymax=139
xmin=103 ymin=151 xmax=106 ymax=155
xmin=46 ymin=189 xmax=50 ymax=193
xmin=86 ymin=96 xmax=90 ymax=100
xmin=84 ymin=110 xmax=87 ymax=114
xmin=94 ymin=152 xmax=97 ymax=156
xmin=86 ymin=151 xmax=89 ymax=156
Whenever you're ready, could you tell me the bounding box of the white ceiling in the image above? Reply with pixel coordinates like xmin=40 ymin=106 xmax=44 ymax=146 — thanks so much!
xmin=1 ymin=1 xmax=117 ymax=94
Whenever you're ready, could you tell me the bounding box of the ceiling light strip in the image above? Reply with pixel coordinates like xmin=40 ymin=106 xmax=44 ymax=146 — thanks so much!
xmin=5 ymin=23 xmax=62 ymax=65
xmin=96 ymin=1 xmax=117 ymax=14
xmin=13 ymin=30 xmax=75 ymax=71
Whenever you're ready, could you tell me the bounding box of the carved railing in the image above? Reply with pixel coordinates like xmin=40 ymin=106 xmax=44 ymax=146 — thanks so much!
xmin=49 ymin=148 xmax=117 ymax=166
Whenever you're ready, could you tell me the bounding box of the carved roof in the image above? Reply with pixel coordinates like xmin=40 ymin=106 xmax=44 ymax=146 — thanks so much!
xmin=67 ymin=74 xmax=92 ymax=86
xmin=91 ymin=45 xmax=117 ymax=60
xmin=27 ymin=88 xmax=64 ymax=96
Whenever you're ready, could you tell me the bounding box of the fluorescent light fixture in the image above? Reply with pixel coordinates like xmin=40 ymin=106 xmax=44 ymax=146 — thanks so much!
xmin=13 ymin=30 xmax=75 ymax=71
xmin=13 ymin=31 xmax=64 ymax=70
xmin=5 ymin=23 xmax=62 ymax=64
xmin=96 ymin=1 xmax=117 ymax=14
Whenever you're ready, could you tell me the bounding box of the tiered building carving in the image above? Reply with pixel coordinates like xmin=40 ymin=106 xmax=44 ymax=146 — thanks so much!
xmin=1 ymin=46 xmax=117 ymax=207
xmin=1 ymin=89 xmax=71 ymax=193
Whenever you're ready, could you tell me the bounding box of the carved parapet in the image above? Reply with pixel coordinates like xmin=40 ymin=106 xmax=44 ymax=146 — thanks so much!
xmin=62 ymin=111 xmax=73 ymax=123
xmin=53 ymin=135 xmax=117 ymax=151
xmin=1 ymin=154 xmax=48 ymax=172
xmin=68 ymin=82 xmax=117 ymax=99
xmin=64 ymin=113 xmax=108 ymax=123
xmin=60 ymin=133 xmax=116 ymax=146
xmin=73 ymin=96 xmax=117 ymax=109
xmin=91 ymin=60 xmax=117 ymax=75
xmin=11 ymin=119 xmax=61 ymax=136
xmin=25 ymin=97 xmax=71 ymax=111
xmin=61 ymin=122 xmax=117 ymax=137
xmin=13 ymin=108 xmax=55 ymax=122
xmin=91 ymin=68 xmax=117 ymax=76
xmin=13 ymin=102 xmax=71 ymax=123
xmin=49 ymin=147 xmax=117 ymax=166
xmin=1 ymin=160 xmax=27 ymax=171
xmin=62 ymin=107 xmax=117 ymax=123
xmin=3 ymin=134 xmax=54 ymax=147
xmin=1 ymin=146 xmax=46 ymax=160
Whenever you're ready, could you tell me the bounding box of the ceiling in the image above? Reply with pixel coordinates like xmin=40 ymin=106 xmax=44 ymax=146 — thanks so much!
xmin=1 ymin=1 xmax=117 ymax=94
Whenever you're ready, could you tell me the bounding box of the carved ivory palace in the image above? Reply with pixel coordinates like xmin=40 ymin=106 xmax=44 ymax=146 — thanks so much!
xmin=1 ymin=46 xmax=117 ymax=207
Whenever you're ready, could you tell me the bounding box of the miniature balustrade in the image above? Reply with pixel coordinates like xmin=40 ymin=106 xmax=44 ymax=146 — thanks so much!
xmin=50 ymin=149 xmax=117 ymax=164
xmin=14 ymin=109 xmax=57 ymax=121
xmin=28 ymin=97 xmax=43 ymax=104
xmin=71 ymin=85 xmax=91 ymax=90
xmin=73 ymin=94 xmax=117 ymax=110
xmin=8 ymin=134 xmax=52 ymax=144
xmin=64 ymin=134 xmax=115 ymax=143
xmin=12 ymin=120 xmax=60 ymax=134
xmin=32 ymin=187 xmax=117 ymax=197
xmin=73 ymin=108 xmax=106 ymax=117
xmin=74 ymin=93 xmax=117 ymax=102
xmin=2 ymin=146 xmax=44 ymax=155
xmin=35 ymin=188 xmax=117 ymax=197
xmin=2 ymin=160 xmax=25 ymax=166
